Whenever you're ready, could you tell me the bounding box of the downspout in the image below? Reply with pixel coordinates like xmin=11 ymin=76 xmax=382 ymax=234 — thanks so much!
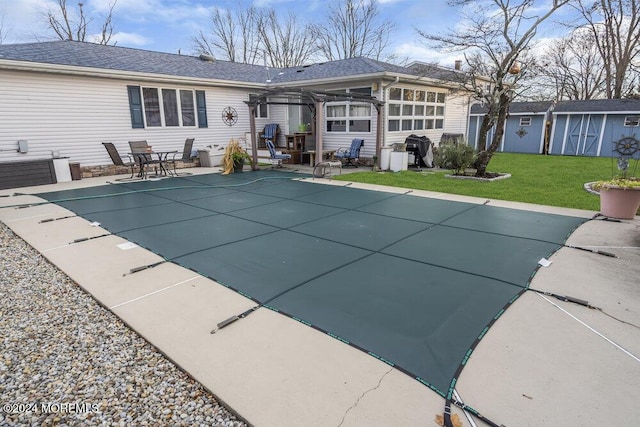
xmin=381 ymin=76 xmax=400 ymax=148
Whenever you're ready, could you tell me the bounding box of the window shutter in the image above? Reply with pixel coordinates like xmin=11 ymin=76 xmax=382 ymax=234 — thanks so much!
xmin=127 ymin=86 xmax=145 ymax=128
xmin=196 ymin=90 xmax=208 ymax=128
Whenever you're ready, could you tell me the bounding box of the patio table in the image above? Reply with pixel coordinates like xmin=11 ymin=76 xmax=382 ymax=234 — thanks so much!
xmin=130 ymin=150 xmax=177 ymax=178
xmin=304 ymin=149 xmax=336 ymax=166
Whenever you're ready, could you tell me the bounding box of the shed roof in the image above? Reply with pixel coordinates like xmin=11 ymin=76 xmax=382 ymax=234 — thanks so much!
xmin=470 ymin=101 xmax=554 ymax=115
xmin=553 ymin=99 xmax=640 ymax=113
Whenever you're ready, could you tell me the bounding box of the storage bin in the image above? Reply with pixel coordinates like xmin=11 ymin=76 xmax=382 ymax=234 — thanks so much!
xmin=69 ymin=162 xmax=81 ymax=180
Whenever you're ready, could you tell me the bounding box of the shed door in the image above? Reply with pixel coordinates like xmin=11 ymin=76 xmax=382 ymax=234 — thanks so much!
xmin=565 ymin=115 xmax=584 ymax=155
xmin=580 ymin=115 xmax=602 ymax=156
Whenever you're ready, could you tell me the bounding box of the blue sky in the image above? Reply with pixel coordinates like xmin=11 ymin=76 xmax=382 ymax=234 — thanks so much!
xmin=0 ymin=0 xmax=573 ymax=66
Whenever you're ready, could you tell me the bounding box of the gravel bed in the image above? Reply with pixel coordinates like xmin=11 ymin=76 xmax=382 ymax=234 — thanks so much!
xmin=0 ymin=222 xmax=247 ymax=427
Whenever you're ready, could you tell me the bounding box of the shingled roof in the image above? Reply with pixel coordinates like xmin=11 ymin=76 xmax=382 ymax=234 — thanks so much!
xmin=554 ymin=99 xmax=640 ymax=113
xmin=0 ymin=40 xmax=271 ymax=84
xmin=0 ymin=40 xmax=458 ymax=87
xmin=470 ymin=101 xmax=554 ymax=115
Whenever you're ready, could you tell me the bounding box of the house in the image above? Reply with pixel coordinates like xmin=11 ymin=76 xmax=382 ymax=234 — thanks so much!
xmin=468 ymin=101 xmax=554 ymax=154
xmin=0 ymin=40 xmax=475 ymax=180
xmin=549 ymin=99 xmax=640 ymax=157
xmin=468 ymin=99 xmax=640 ymax=157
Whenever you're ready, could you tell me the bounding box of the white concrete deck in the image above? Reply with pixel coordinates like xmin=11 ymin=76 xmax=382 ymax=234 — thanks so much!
xmin=1 ymin=167 xmax=638 ymax=427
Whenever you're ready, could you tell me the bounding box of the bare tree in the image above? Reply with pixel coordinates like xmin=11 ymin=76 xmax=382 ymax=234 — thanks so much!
xmin=310 ymin=0 xmax=395 ymax=61
xmin=572 ymin=0 xmax=640 ymax=99
xmin=418 ymin=0 xmax=570 ymax=177
xmin=193 ymin=5 xmax=262 ymax=64
xmin=258 ymin=10 xmax=315 ymax=67
xmin=45 ymin=0 xmax=117 ymax=45
xmin=535 ymin=29 xmax=605 ymax=100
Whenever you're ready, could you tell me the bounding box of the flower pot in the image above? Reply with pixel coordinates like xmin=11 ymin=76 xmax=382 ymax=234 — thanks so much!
xmin=599 ymin=185 xmax=640 ymax=219
xmin=233 ymin=159 xmax=244 ymax=173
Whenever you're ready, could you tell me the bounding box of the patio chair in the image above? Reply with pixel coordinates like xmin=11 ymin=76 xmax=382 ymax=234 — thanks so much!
xmin=265 ymin=140 xmax=291 ymax=168
xmin=102 ymin=142 xmax=137 ymax=179
xmin=167 ymin=138 xmax=195 ymax=176
xmin=128 ymin=140 xmax=161 ymax=178
xmin=260 ymin=123 xmax=279 ymax=147
xmin=334 ymin=138 xmax=364 ymax=167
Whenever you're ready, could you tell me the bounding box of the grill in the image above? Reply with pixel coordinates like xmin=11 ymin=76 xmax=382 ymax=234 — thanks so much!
xmin=404 ymin=134 xmax=433 ymax=168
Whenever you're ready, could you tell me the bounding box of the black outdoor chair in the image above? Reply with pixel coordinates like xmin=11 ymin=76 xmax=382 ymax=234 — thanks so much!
xmin=102 ymin=142 xmax=137 ymax=179
xmin=128 ymin=140 xmax=161 ymax=178
xmin=167 ymin=138 xmax=195 ymax=176
xmin=334 ymin=138 xmax=364 ymax=167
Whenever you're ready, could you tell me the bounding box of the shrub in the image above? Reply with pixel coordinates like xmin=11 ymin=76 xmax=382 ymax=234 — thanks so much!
xmin=434 ymin=138 xmax=476 ymax=175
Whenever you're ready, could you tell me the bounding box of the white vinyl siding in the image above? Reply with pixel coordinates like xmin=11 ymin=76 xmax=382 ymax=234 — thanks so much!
xmin=0 ymin=70 xmax=255 ymax=166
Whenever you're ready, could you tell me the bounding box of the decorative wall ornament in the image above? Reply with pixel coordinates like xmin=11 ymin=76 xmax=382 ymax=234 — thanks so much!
xmin=222 ymin=107 xmax=238 ymax=126
xmin=516 ymin=127 xmax=528 ymax=138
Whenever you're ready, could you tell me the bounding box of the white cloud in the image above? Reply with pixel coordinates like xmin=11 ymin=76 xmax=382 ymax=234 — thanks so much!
xmin=0 ymin=0 xmax=54 ymax=43
xmin=395 ymin=41 xmax=463 ymax=67
xmin=251 ymin=0 xmax=296 ymax=8
xmin=107 ymin=31 xmax=152 ymax=46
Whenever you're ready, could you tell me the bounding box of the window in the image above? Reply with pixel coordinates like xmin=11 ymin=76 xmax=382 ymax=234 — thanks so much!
xmin=389 ymin=104 xmax=401 ymax=116
xmin=519 ymin=117 xmax=532 ymax=126
xmin=251 ymin=95 xmax=269 ymax=118
xmin=624 ymin=116 xmax=639 ymax=127
xmin=180 ymin=90 xmax=196 ymax=127
xmin=325 ymin=87 xmax=373 ymax=133
xmin=387 ymin=86 xmax=446 ymax=132
xmin=126 ymin=86 xmax=207 ymax=128
xmin=162 ymin=89 xmax=179 ymax=127
xmin=327 ymin=120 xmax=347 ymax=132
xmin=143 ymin=87 xmax=161 ymax=127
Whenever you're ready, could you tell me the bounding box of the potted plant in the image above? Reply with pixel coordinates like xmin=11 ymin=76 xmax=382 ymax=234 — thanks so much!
xmin=222 ymin=139 xmax=252 ymax=174
xmin=592 ymin=137 xmax=640 ymax=219
xmin=593 ymin=177 xmax=640 ymax=219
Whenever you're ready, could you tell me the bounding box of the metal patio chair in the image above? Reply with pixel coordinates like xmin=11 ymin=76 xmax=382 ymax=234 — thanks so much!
xmin=265 ymin=139 xmax=291 ymax=168
xmin=334 ymin=138 xmax=364 ymax=167
xmin=167 ymin=138 xmax=195 ymax=176
xmin=102 ymin=142 xmax=137 ymax=179
xmin=128 ymin=140 xmax=161 ymax=178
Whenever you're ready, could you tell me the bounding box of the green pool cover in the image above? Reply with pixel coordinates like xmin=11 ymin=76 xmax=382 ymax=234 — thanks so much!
xmin=38 ymin=170 xmax=586 ymax=396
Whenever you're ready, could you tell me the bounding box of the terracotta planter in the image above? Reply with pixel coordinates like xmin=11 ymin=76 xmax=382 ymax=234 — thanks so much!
xmin=599 ymin=185 xmax=640 ymax=219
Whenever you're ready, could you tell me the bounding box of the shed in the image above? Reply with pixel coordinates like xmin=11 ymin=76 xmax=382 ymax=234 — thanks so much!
xmin=549 ymin=99 xmax=640 ymax=157
xmin=469 ymin=101 xmax=553 ymax=154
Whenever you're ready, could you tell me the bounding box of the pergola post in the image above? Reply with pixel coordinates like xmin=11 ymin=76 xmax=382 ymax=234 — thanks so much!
xmin=248 ymin=104 xmax=258 ymax=171
xmin=375 ymin=105 xmax=382 ymax=166
xmin=315 ymin=100 xmax=323 ymax=166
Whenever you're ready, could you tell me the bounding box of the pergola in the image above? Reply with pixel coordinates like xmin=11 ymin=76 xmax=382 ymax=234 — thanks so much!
xmin=245 ymin=88 xmax=385 ymax=170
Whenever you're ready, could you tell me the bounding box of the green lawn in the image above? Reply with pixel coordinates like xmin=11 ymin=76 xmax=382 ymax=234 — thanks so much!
xmin=334 ymin=153 xmax=617 ymax=211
